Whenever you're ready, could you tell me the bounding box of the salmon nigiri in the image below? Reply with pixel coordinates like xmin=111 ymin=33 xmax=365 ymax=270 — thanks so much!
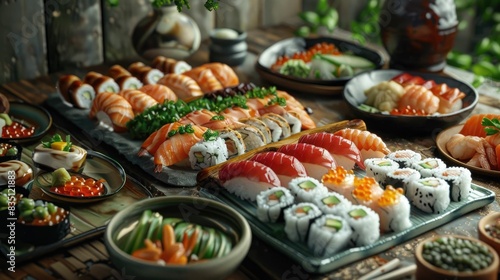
xmin=199 ymin=63 xmax=239 ymax=87
xmin=333 ymin=128 xmax=390 ymax=161
xmin=218 ymin=160 xmax=281 ymax=201
xmin=157 ymin=73 xmax=203 ymax=101
xmin=299 ymin=132 xmax=364 ymax=170
xmin=182 ymin=68 xmax=224 ymax=93
xmin=277 ymin=143 xmax=336 ymax=180
xmin=138 ymin=121 xmax=184 ymax=156
xmin=140 ymin=84 xmax=178 ymax=103
xmin=250 ymin=151 xmax=307 ymax=186
xmin=89 ymin=91 xmax=134 ymax=132
xmin=178 ymin=109 xmax=217 ymax=126
xmin=118 ymin=89 xmax=158 ymax=114
xmin=154 ymin=124 xmax=206 ymax=171
xmin=460 ymin=114 xmax=500 ymax=138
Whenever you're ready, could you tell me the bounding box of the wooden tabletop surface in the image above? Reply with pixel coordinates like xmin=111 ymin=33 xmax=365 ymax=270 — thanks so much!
xmin=1 ymin=24 xmax=500 ymax=280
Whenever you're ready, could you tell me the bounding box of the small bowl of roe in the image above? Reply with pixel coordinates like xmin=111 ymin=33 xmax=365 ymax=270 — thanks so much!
xmin=478 ymin=212 xmax=500 ymax=258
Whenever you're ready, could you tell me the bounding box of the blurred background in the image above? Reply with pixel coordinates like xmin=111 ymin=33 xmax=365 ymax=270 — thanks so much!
xmin=0 ymin=0 xmax=499 ymax=84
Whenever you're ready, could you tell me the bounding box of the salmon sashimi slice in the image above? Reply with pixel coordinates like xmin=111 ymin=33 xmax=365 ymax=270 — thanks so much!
xmin=182 ymin=67 xmax=224 ymax=93
xmin=118 ymin=89 xmax=158 ymax=114
xmin=157 ymin=73 xmax=203 ymax=101
xmin=138 ymin=122 xmax=184 ymax=156
xmin=333 ymin=128 xmax=390 ymax=160
xmin=221 ymin=106 xmax=258 ymax=122
xmin=89 ymin=91 xmax=134 ymax=132
xmin=199 ymin=63 xmax=239 ymax=87
xmin=140 ymin=84 xmax=178 ymax=103
xmin=277 ymin=90 xmax=305 ymax=110
xmin=218 ymin=160 xmax=281 ymax=201
xmin=178 ymin=109 xmax=217 ymax=126
xmin=460 ymin=114 xmax=500 ymax=138
xmin=277 ymin=143 xmax=336 ymax=180
xmin=299 ymin=132 xmax=364 ymax=170
xmin=153 ymin=124 xmax=206 ymax=171
xmin=250 ymin=151 xmax=307 ymax=186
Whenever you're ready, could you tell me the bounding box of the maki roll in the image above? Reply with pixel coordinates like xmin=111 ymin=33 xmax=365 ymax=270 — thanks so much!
xmin=235 ymin=124 xmax=266 ymax=152
xmin=307 ymin=214 xmax=352 ymax=256
xmin=256 ymin=187 xmax=294 ymax=223
xmin=288 ymin=177 xmax=328 ymax=203
xmin=152 ymin=56 xmax=192 ymax=74
xmin=411 ymin=158 xmax=447 ymax=178
xmin=313 ymin=192 xmax=352 ymax=216
xmin=84 ymin=71 xmax=120 ymax=94
xmin=408 ymin=177 xmax=450 ymax=214
xmin=342 ymin=205 xmax=380 ymax=247
xmin=240 ymin=118 xmax=272 ymax=144
xmin=364 ymin=158 xmax=400 ymax=185
xmin=188 ymin=131 xmax=228 ymax=170
xmin=108 ymin=65 xmax=143 ymax=90
xmin=284 ymin=203 xmax=322 ymax=242
xmin=57 ymin=74 xmax=96 ymax=109
xmin=349 ymin=176 xmax=384 ymax=208
xmin=373 ymin=186 xmax=412 ymax=233
xmin=218 ymin=129 xmax=246 ymax=158
xmin=384 ymin=168 xmax=421 ymax=196
xmin=128 ymin=62 xmax=164 ymax=85
xmin=321 ymin=166 xmax=355 ymax=197
xmin=433 ymin=167 xmax=472 ymax=202
xmin=260 ymin=113 xmax=291 ymax=141
xmin=385 ymin=149 xmax=422 ymax=168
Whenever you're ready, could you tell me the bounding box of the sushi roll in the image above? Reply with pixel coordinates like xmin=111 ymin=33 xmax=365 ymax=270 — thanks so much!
xmin=278 ymin=143 xmax=336 ymax=180
xmin=256 ymin=187 xmax=294 ymax=223
xmin=128 ymin=62 xmax=164 ymax=85
xmin=152 ymin=56 xmax=192 ymax=74
xmin=411 ymin=158 xmax=447 ymax=178
xmin=250 ymin=152 xmax=307 ymax=187
xmin=240 ymin=118 xmax=272 ymax=144
xmin=235 ymin=124 xmax=266 ymax=152
xmin=307 ymin=214 xmax=352 ymax=257
xmin=384 ymin=168 xmax=421 ymax=196
xmin=284 ymin=203 xmax=322 ymax=242
xmin=321 ymin=166 xmax=355 ymax=197
xmin=385 ymin=149 xmax=422 ymax=168
xmin=342 ymin=204 xmax=380 ymax=247
xmin=313 ymin=192 xmax=352 ymax=216
xmin=218 ymin=160 xmax=281 ymax=201
xmin=408 ymin=177 xmax=450 ymax=214
xmin=218 ymin=129 xmax=246 ymax=158
xmin=261 ymin=113 xmax=291 ymax=141
xmin=108 ymin=65 xmax=143 ymax=90
xmin=84 ymin=71 xmax=120 ymax=94
xmin=281 ymin=111 xmax=302 ymax=134
xmin=348 ymin=176 xmax=384 ymax=208
xmin=288 ymin=176 xmax=328 ymax=203
xmin=57 ymin=74 xmax=96 ymax=109
xmin=189 ymin=131 xmax=228 ymax=170
xmin=433 ymin=167 xmax=472 ymax=202
xmin=364 ymin=158 xmax=400 ymax=185
xmin=373 ymin=186 xmax=412 ymax=233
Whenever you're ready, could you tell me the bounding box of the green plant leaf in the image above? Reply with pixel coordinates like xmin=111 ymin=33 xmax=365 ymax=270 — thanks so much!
xmin=107 ymin=0 xmax=119 ymax=6
xmin=475 ymin=38 xmax=491 ymax=55
xmin=295 ymin=26 xmax=311 ymax=38
xmin=315 ymin=0 xmax=330 ymax=17
xmin=299 ymin=11 xmax=320 ymax=27
xmin=491 ymin=41 xmax=500 ymax=57
xmin=321 ymin=9 xmax=339 ymax=32
xmin=472 ymin=61 xmax=497 ymax=77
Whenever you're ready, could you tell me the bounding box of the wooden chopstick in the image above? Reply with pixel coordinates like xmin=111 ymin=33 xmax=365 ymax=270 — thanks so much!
xmin=358 ymin=258 xmax=401 ymax=280
xmin=371 ymin=264 xmax=417 ymax=280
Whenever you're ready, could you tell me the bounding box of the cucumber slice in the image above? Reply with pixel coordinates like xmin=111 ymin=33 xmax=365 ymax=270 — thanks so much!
xmin=199 ymin=229 xmax=215 ymax=260
xmin=0 ymin=113 xmax=12 ymax=126
xmin=145 ymin=213 xmax=163 ymax=242
xmin=190 ymin=225 xmax=204 ymax=256
xmin=210 ymin=230 xmax=221 ymax=259
xmin=123 ymin=210 xmax=152 ymax=254
xmin=318 ymin=54 xmax=375 ymax=69
xmin=174 ymin=222 xmax=193 ymax=242
xmin=215 ymin=231 xmax=227 ymax=258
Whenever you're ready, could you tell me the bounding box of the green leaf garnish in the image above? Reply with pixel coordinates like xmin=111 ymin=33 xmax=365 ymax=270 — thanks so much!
xmin=481 ymin=117 xmax=500 ymax=135
xmin=203 ymin=129 xmax=219 ymax=141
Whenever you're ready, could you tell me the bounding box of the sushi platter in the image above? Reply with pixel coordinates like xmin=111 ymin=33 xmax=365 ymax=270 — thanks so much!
xmin=196 ymin=120 xmax=496 ymax=273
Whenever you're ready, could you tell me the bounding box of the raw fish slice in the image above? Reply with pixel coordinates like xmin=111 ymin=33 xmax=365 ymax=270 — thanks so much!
xmin=299 ymin=132 xmax=364 ymax=170
xmin=157 ymin=73 xmax=203 ymax=100
xmin=246 ymin=97 xmax=270 ymax=112
xmin=200 ymin=63 xmax=239 ymax=87
xmin=202 ymin=116 xmax=238 ymax=131
xmin=333 ymin=128 xmax=390 ymax=161
xmin=278 ymin=143 xmax=336 ymax=180
xmin=250 ymin=151 xmax=307 ymax=186
xmin=182 ymin=68 xmax=224 ymax=93
xmin=460 ymin=113 xmax=500 ymax=138
xmin=118 ymin=89 xmax=158 ymax=114
xmin=140 ymin=84 xmax=178 ymax=103
xmin=138 ymin=122 xmax=184 ymax=156
xmin=221 ymin=106 xmax=258 ymax=122
xmin=179 ymin=109 xmax=218 ymax=126
xmin=89 ymin=91 xmax=134 ymax=132
xmin=277 ymin=90 xmax=304 ymax=110
xmin=153 ymin=124 xmax=205 ymax=171
xmin=218 ymin=160 xmax=281 ymax=201
xmin=398 ymin=85 xmax=439 ymax=114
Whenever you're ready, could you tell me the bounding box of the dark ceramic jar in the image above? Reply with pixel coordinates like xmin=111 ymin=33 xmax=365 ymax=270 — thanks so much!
xmin=379 ymin=0 xmax=458 ymax=72
xmin=209 ymin=28 xmax=247 ymax=66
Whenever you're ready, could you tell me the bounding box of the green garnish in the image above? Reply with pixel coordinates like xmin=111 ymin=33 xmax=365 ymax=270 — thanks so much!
xmin=210 ymin=115 xmax=225 ymax=121
xmin=203 ymin=129 xmax=219 ymax=141
xmin=168 ymin=124 xmax=195 ymax=138
xmin=279 ymin=59 xmax=311 ymax=79
xmin=481 ymin=117 xmax=500 ymax=136
xmin=267 ymin=96 xmax=287 ymax=107
xmin=42 ymin=134 xmax=72 ymax=151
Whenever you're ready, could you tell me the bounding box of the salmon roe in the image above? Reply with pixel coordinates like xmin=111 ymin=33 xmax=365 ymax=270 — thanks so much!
xmin=352 ymin=177 xmax=379 ymax=202
xmin=2 ymin=121 xmax=36 ymax=138
xmin=377 ymin=185 xmax=404 ymax=207
xmin=322 ymin=166 xmax=354 ymax=185
xmin=390 ymin=105 xmax=428 ymax=116
xmin=50 ymin=175 xmax=106 ymax=197
xmin=271 ymin=42 xmax=342 ymax=70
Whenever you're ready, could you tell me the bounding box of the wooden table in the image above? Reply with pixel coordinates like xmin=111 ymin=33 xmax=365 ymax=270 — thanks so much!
xmin=1 ymin=24 xmax=500 ymax=280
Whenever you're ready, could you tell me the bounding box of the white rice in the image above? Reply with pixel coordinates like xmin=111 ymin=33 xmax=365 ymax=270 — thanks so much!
xmin=307 ymin=214 xmax=352 ymax=256
xmin=284 ymin=203 xmax=322 ymax=242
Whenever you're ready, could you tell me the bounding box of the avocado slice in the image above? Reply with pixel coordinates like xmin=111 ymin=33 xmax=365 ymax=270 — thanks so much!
xmin=325 ymin=218 xmax=343 ymax=231
xmin=298 ymin=180 xmax=317 ymax=190
xmin=322 ymin=195 xmax=341 ymax=206
xmin=348 ymin=208 xmax=367 ymax=219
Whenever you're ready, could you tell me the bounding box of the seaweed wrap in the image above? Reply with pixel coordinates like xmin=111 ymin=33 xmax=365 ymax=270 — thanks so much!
xmin=307 ymin=214 xmax=352 ymax=256
xmin=364 ymin=158 xmax=400 ymax=185
xmin=408 ymin=177 xmax=450 ymax=214
xmin=384 ymin=168 xmax=421 ymax=195
xmin=256 ymin=187 xmax=294 ymax=223
xmin=433 ymin=167 xmax=472 ymax=202
xmin=385 ymin=149 xmax=422 ymax=168
xmin=284 ymin=203 xmax=322 ymax=242
xmin=128 ymin=62 xmax=164 ymax=85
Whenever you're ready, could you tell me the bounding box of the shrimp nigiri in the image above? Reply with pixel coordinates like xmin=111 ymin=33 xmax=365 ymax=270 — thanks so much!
xmin=250 ymin=151 xmax=307 ymax=186
xmin=89 ymin=91 xmax=134 ymax=132
xmin=333 ymin=128 xmax=390 ymax=161
xmin=218 ymin=160 xmax=281 ymax=201
xmin=398 ymin=85 xmax=439 ymax=114
xmin=299 ymin=132 xmax=364 ymax=170
xmin=277 ymin=143 xmax=336 ymax=180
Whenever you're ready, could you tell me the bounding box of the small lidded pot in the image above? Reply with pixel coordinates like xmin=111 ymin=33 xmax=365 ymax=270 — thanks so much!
xmin=32 ymin=134 xmax=87 ymax=173
xmin=415 ymin=234 xmax=499 ymax=280
xmin=209 ymin=28 xmax=247 ymax=66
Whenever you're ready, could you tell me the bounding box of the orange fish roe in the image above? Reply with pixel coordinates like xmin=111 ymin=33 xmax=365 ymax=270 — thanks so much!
xmin=50 ymin=175 xmax=106 ymax=197
xmin=322 ymin=166 xmax=354 ymax=185
xmin=377 ymin=185 xmax=404 ymax=207
xmin=352 ymin=176 xmax=381 ymax=202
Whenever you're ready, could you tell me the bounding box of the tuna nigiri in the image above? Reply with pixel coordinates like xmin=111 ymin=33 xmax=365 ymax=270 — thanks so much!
xmin=299 ymin=132 xmax=364 ymax=170
xmin=89 ymin=91 xmax=134 ymax=132
xmin=157 ymin=74 xmax=203 ymax=101
xmin=278 ymin=143 xmax=336 ymax=180
xmin=218 ymin=160 xmax=281 ymax=201
xmin=250 ymin=151 xmax=307 ymax=186
xmin=333 ymin=128 xmax=390 ymax=161
xmin=140 ymin=84 xmax=178 ymax=103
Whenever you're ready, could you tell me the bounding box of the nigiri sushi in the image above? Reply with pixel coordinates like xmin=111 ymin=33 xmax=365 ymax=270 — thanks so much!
xmin=199 ymin=63 xmax=239 ymax=87
xmin=179 ymin=109 xmax=218 ymax=126
xmin=299 ymin=132 xmax=364 ymax=170
xmin=398 ymin=85 xmax=439 ymax=114
xmin=89 ymin=91 xmax=134 ymax=132
xmin=182 ymin=67 xmax=224 ymax=93
xmin=138 ymin=121 xmax=184 ymax=156
xmin=118 ymin=89 xmax=158 ymax=114
xmin=278 ymin=143 xmax=336 ymax=180
xmin=218 ymin=160 xmax=281 ymax=201
xmin=140 ymin=84 xmax=178 ymax=103
xmin=333 ymin=129 xmax=390 ymax=161
xmin=157 ymin=73 xmax=203 ymax=100
xmin=250 ymin=151 xmax=307 ymax=186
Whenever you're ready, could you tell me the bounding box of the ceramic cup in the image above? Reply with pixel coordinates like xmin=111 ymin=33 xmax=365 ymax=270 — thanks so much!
xmin=209 ymin=28 xmax=247 ymax=66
